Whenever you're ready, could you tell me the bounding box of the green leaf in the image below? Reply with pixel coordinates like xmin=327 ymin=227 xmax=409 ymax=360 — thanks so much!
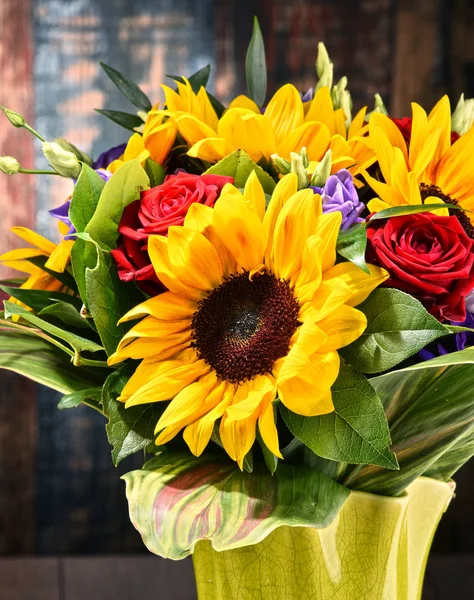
xmin=102 ymin=366 xmax=165 ymax=465
xmin=123 ymin=450 xmax=350 ymax=559
xmin=344 ymin=348 xmax=474 ymax=495
xmin=423 ymin=427 xmax=474 ymax=481
xmin=85 ymin=160 xmax=149 ymax=250
xmin=26 ymin=256 xmax=77 ymax=292
xmin=69 ymin=164 xmax=106 ymax=233
xmin=207 ymin=93 xmax=226 ymax=118
xmin=71 ymin=238 xmax=97 ymax=307
xmin=95 ymin=109 xmax=144 ymax=132
xmin=205 ymin=150 xmax=276 ymax=194
xmin=100 ymin=62 xmax=152 ymax=111
xmin=85 ymin=245 xmax=126 ymax=356
xmin=58 ymin=387 xmax=102 ymax=411
xmin=0 ymin=286 xmax=82 ymax=313
xmin=368 ymin=203 xmax=463 ymax=220
xmin=39 ymin=302 xmax=91 ymax=330
xmin=336 ymin=223 xmax=369 ymax=273
xmin=166 ymin=64 xmax=211 ymax=93
xmin=245 ymin=17 xmax=267 ymax=107
xmin=144 ymin=158 xmax=165 ymax=188
xmin=280 ymin=363 xmax=398 ymax=469
xmin=0 ymin=329 xmax=106 ymax=393
xmin=340 ymin=289 xmax=450 ymax=374
xmin=4 ymin=301 xmax=104 ymax=357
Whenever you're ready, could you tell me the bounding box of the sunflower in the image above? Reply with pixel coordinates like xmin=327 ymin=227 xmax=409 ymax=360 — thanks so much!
xmin=0 ymin=222 xmax=74 ymax=306
xmin=167 ymin=84 xmax=374 ymax=177
xmin=108 ymin=173 xmax=387 ymax=467
xmin=363 ymin=96 xmax=474 ymax=234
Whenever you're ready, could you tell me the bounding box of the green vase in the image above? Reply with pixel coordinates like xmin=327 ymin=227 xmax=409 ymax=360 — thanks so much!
xmin=192 ymin=477 xmax=454 ymax=600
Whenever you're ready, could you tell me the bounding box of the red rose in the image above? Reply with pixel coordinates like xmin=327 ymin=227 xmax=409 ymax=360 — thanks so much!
xmin=391 ymin=116 xmax=460 ymax=145
xmin=111 ymin=172 xmax=233 ymax=295
xmin=366 ymin=213 xmax=474 ymax=322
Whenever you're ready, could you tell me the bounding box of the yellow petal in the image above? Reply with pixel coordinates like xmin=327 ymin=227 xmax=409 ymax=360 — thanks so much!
xmin=187 ymin=137 xmax=235 ymax=162
xmin=10 ymin=226 xmax=56 ymax=254
xmin=426 ymin=95 xmax=451 ymax=174
xmin=213 ymin=189 xmax=264 ymax=271
xmin=317 ymin=305 xmax=367 ymax=351
xmin=263 ymin=173 xmax=298 ymax=266
xmin=175 ymin=113 xmax=217 ymax=145
xmin=107 ymin=331 xmax=191 ymax=365
xmin=436 ymin=123 xmax=474 ymax=201
xmin=148 ymin=235 xmax=206 ymax=300
xmin=258 ymin=398 xmax=282 ymax=459
xmin=293 ymin=235 xmax=324 ymax=304
xmin=369 ymin=112 xmax=408 ymax=163
xmin=278 ymin=121 xmax=331 ymax=161
xmin=197 ymin=87 xmax=219 ymax=131
xmin=305 ymin=86 xmax=336 ymax=133
xmin=45 ymin=240 xmax=73 ymax=273
xmin=167 ymin=226 xmax=224 ymax=290
xmin=183 ymin=202 xmax=214 ymax=232
xmin=118 ymin=315 xmax=190 ymax=344
xmin=367 ymin=198 xmax=392 ymax=213
xmin=119 ymin=292 xmax=197 ymax=324
xmin=225 ymin=375 xmax=275 ymax=422
xmin=317 ymin=211 xmax=343 ymax=273
xmin=217 ymin=108 xmax=276 ymax=162
xmin=243 ymin=170 xmax=266 ymax=221
xmin=348 ymin=107 xmax=368 ymax=139
xmin=227 ymin=95 xmax=260 ymax=113
xmin=276 ymin=350 xmax=339 ymax=417
xmin=0 ymin=247 xmax=47 ymax=263
xmin=363 ymin=170 xmax=406 ymax=208
xmin=265 ymin=84 xmax=304 ymax=145
xmin=322 ymin=262 xmax=388 ymax=308
xmin=144 ymin=121 xmax=176 ymax=165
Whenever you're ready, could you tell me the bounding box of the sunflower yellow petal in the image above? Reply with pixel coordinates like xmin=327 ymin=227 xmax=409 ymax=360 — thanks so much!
xmin=278 ymin=121 xmax=331 ymax=161
xmin=258 ymin=398 xmax=282 ymax=459
xmin=227 ymin=95 xmax=260 ymax=113
xmin=107 ymin=331 xmax=191 ymax=365
xmin=167 ymin=226 xmax=224 ymax=290
xmin=436 ymin=123 xmax=474 ymax=201
xmin=217 ymin=108 xmax=276 ymax=162
xmin=144 ymin=121 xmax=176 ymax=165
xmin=317 ymin=305 xmax=367 ymax=351
xmin=305 ymin=86 xmax=336 ymax=132
xmin=322 ymin=262 xmax=389 ymax=308
xmin=187 ymin=137 xmax=234 ymax=162
xmin=243 ymin=170 xmax=266 ymax=221
xmin=362 ymin=170 xmax=406 ymax=208
xmin=0 ymin=247 xmax=46 ymax=263
xmin=348 ymin=107 xmax=368 ymax=138
xmin=197 ymin=87 xmax=219 ymax=131
xmin=10 ymin=226 xmax=56 ymax=254
xmin=263 ymin=173 xmax=298 ymax=265
xmin=119 ymin=292 xmax=196 ymax=324
xmin=369 ymin=112 xmax=408 ymax=162
xmin=225 ymin=375 xmax=275 ymax=422
xmin=119 ymin=315 xmax=190 ymax=344
xmin=45 ymin=240 xmax=73 ymax=273
xmin=293 ymin=235 xmax=324 ymax=304
xmin=175 ymin=113 xmax=217 ymax=145
xmin=265 ymin=84 xmax=304 ymax=145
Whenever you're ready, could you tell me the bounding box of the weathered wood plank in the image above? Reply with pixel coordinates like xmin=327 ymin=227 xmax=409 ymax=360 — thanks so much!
xmin=0 ymin=558 xmax=60 ymax=600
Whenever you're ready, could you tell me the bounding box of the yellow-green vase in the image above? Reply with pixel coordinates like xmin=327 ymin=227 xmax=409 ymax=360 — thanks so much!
xmin=192 ymin=477 xmax=454 ymax=600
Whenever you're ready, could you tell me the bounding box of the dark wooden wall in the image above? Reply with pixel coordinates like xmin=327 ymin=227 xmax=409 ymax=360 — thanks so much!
xmin=0 ymin=0 xmax=473 ymax=556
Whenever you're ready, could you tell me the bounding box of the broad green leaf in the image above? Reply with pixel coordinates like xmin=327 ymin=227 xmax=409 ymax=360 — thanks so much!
xmin=100 ymin=62 xmax=152 ymax=111
xmin=27 ymin=256 xmax=77 ymax=292
xmin=0 ymin=329 xmax=106 ymax=393
xmin=71 ymin=238 xmax=97 ymax=307
xmin=368 ymin=203 xmax=463 ymax=220
xmin=280 ymin=363 xmax=398 ymax=469
xmin=245 ymin=17 xmax=267 ymax=107
xmin=336 ymin=223 xmax=369 ymax=273
xmin=58 ymin=387 xmax=103 ymax=411
xmin=69 ymin=164 xmax=105 ymax=233
xmin=205 ymin=150 xmax=276 ymax=194
xmin=166 ymin=64 xmax=211 ymax=93
xmin=95 ymin=108 xmax=144 ymax=132
xmin=423 ymin=427 xmax=474 ymax=481
xmin=0 ymin=286 xmax=82 ymax=313
xmin=144 ymin=158 xmax=165 ymax=188
xmin=123 ymin=450 xmax=350 ymax=559
xmin=344 ymin=348 xmax=474 ymax=495
xmin=4 ymin=301 xmax=104 ymax=357
xmin=102 ymin=366 xmax=165 ymax=465
xmin=85 ymin=245 xmax=126 ymax=356
xmin=85 ymin=160 xmax=149 ymax=250
xmin=39 ymin=302 xmax=91 ymax=330
xmin=340 ymin=289 xmax=450 ymax=374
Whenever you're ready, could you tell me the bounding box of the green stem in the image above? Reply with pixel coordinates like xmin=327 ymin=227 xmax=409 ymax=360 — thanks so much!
xmin=23 ymin=123 xmax=46 ymax=142
xmin=19 ymin=168 xmax=61 ymax=176
xmin=74 ymin=356 xmax=110 ymax=369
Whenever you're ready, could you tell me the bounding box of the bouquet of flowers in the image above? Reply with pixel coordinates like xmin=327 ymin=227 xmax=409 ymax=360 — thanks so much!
xmin=1 ymin=19 xmax=473 ymax=599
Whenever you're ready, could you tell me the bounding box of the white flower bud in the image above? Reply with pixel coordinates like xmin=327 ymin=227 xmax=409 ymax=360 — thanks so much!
xmin=54 ymin=137 xmax=92 ymax=166
xmin=42 ymin=141 xmax=81 ymax=178
xmin=290 ymin=152 xmax=309 ymax=190
xmin=0 ymin=156 xmax=20 ymax=174
xmin=315 ymin=42 xmax=333 ymax=90
xmin=452 ymin=94 xmax=474 ymax=136
xmin=310 ymin=149 xmax=333 ymax=187
xmin=271 ymin=153 xmax=291 ymax=175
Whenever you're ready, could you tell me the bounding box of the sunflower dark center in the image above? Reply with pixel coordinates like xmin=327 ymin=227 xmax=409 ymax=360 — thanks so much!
xmin=419 ymin=183 xmax=474 ymax=239
xmin=191 ymin=271 xmax=300 ymax=384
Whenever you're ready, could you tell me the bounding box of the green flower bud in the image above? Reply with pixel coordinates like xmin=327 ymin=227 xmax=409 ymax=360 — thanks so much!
xmin=332 ymin=77 xmax=352 ymax=126
xmin=290 ymin=152 xmax=309 ymax=190
xmin=42 ymin=141 xmax=81 ymax=178
xmin=54 ymin=138 xmax=92 ymax=166
xmin=315 ymin=42 xmax=333 ymax=91
xmin=0 ymin=156 xmax=20 ymax=174
xmin=300 ymin=146 xmax=309 ymax=169
xmin=452 ymin=94 xmax=474 ymax=136
xmin=310 ymin=149 xmax=332 ymax=187
xmin=271 ymin=153 xmax=291 ymax=175
xmin=1 ymin=106 xmax=25 ymax=128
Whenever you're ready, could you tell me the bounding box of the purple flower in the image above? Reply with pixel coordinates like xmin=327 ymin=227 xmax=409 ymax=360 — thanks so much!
xmin=310 ymin=169 xmax=365 ymax=229
xmin=419 ymin=310 xmax=474 ymax=361
xmin=49 ymin=168 xmax=112 ymax=239
xmin=92 ymin=143 xmax=126 ymax=170
xmin=301 ymin=88 xmax=314 ymax=102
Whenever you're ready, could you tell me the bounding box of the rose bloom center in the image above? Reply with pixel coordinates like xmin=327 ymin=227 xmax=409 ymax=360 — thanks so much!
xmin=191 ymin=271 xmax=301 ymax=384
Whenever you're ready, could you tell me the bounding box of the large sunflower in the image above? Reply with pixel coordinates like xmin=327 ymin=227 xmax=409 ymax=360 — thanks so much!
xmin=363 ymin=96 xmax=474 ymax=232
xmin=166 ymin=84 xmax=374 ymax=177
xmin=108 ymin=173 xmax=387 ymax=467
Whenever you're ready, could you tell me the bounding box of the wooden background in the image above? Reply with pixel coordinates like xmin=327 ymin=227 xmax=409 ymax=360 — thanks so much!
xmin=1 ymin=0 xmax=474 ymax=562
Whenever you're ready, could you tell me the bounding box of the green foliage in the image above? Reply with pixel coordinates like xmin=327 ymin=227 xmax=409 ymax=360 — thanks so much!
xmin=368 ymin=203 xmax=463 ymax=220
xmin=100 ymin=62 xmax=152 ymax=111
xmin=424 ymin=428 xmax=474 ymax=482
xmin=58 ymin=387 xmax=103 ymax=412
xmin=281 ymin=363 xmax=398 ymax=469
xmin=0 ymin=329 xmax=106 ymax=393
xmin=205 ymin=150 xmax=276 ymax=194
xmin=39 ymin=302 xmax=92 ymax=330
xmin=245 ymin=17 xmax=267 ymax=107
xmin=102 ymin=366 xmax=165 ymax=465
xmin=0 ymin=286 xmax=82 ymax=313
xmin=26 ymin=256 xmax=77 ymax=292
xmin=69 ymin=164 xmax=105 ymax=233
xmin=336 ymin=223 xmax=369 ymax=273
xmin=123 ymin=450 xmax=350 ymax=559
xmin=166 ymin=64 xmax=211 ymax=92
xmin=144 ymin=158 xmax=165 ymax=187
xmin=95 ymin=109 xmax=144 ymax=132
xmin=344 ymin=348 xmax=474 ymax=495
xmin=340 ymin=289 xmax=450 ymax=374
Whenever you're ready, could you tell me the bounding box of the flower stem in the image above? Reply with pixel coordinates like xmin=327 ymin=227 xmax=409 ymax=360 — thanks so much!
xmin=18 ymin=168 xmax=61 ymax=176
xmin=24 ymin=123 xmax=46 ymax=142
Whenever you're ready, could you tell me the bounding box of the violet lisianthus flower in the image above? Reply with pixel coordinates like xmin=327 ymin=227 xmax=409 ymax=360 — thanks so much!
xmin=92 ymin=143 xmax=126 ymax=170
xmin=419 ymin=309 xmax=474 ymax=361
xmin=310 ymin=169 xmax=365 ymax=229
xmin=49 ymin=168 xmax=112 ymax=239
